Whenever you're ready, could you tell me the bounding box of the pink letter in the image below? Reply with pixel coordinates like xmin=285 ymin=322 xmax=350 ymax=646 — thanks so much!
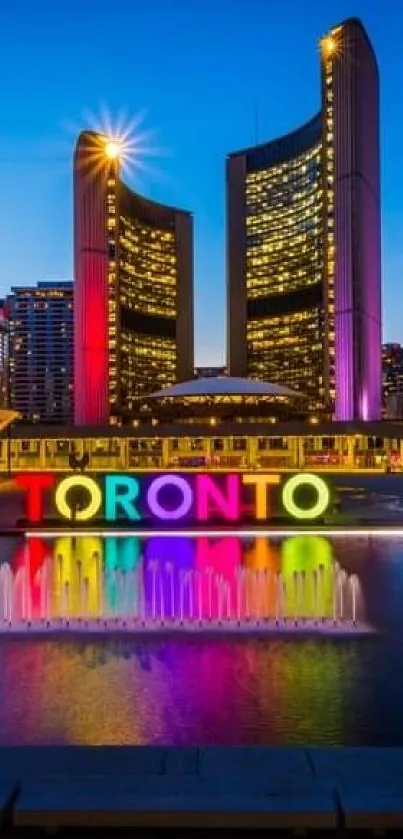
xmin=196 ymin=474 xmax=240 ymax=521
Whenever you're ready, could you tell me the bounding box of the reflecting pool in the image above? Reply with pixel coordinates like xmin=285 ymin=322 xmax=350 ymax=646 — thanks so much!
xmin=0 ymin=533 xmax=402 ymax=745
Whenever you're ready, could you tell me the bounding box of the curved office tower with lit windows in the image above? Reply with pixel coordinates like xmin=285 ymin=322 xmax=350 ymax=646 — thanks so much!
xmin=227 ymin=18 xmax=382 ymax=421
xmin=74 ymin=131 xmax=193 ymax=425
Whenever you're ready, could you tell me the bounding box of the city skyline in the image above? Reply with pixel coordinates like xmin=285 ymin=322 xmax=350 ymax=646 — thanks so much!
xmin=1 ymin=0 xmax=402 ymax=364
xmin=7 ymin=281 xmax=73 ymax=424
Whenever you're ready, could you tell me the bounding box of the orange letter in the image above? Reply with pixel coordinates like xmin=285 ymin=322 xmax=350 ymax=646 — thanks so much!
xmin=242 ymin=474 xmax=280 ymax=520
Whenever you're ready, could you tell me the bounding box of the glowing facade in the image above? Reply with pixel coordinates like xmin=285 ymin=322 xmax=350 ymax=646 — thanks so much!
xmin=0 ymin=301 xmax=9 ymax=409
xmin=227 ymin=18 xmax=382 ymax=420
xmin=382 ymin=343 xmax=403 ymax=418
xmin=7 ymin=282 xmax=73 ymax=423
xmin=74 ymin=131 xmax=194 ymax=425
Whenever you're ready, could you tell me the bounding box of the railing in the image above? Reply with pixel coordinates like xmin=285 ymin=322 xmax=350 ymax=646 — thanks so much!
xmin=0 ymin=437 xmax=400 ymax=473
xmin=0 ymin=454 xmax=399 ymax=473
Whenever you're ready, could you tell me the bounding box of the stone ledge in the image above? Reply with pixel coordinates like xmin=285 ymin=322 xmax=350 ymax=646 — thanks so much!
xmin=3 ymin=747 xmax=403 ymax=830
xmin=15 ymin=789 xmax=336 ymax=829
xmin=0 ymin=746 xmax=166 ymax=777
xmin=338 ymin=787 xmax=403 ymax=830
xmin=310 ymin=747 xmax=403 ymax=789
xmin=0 ymin=780 xmax=18 ymax=819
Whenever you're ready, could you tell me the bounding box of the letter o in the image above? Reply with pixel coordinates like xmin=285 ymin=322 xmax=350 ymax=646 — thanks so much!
xmin=282 ymin=474 xmax=330 ymax=521
xmin=147 ymin=475 xmax=192 ymax=521
xmin=55 ymin=476 xmax=102 ymax=521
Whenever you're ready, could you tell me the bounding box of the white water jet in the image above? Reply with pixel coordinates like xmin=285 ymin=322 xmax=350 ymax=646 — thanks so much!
xmin=0 ymin=540 xmax=366 ymax=633
xmin=293 ymin=570 xmax=298 ymax=623
xmin=179 ymin=570 xmax=185 ymax=623
xmin=195 ymin=570 xmax=201 ymax=622
xmin=0 ymin=564 xmax=12 ymax=622
xmin=64 ymin=579 xmax=70 ymax=619
xmin=312 ymin=569 xmax=318 ymax=622
xmin=338 ymin=569 xmax=345 ymax=620
xmin=166 ymin=562 xmax=175 ymax=620
xmin=159 ymin=566 xmax=165 ymax=623
xmin=188 ymin=570 xmax=194 ymax=622
xmin=206 ymin=566 xmax=213 ymax=621
xmin=300 ymin=571 xmax=306 ymax=622
xmin=332 ymin=563 xmax=338 ymax=623
xmin=236 ymin=568 xmax=242 ymax=622
xmin=351 ymin=574 xmax=357 ymax=624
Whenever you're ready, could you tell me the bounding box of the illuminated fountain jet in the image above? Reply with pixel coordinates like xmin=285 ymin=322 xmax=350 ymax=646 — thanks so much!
xmin=0 ymin=534 xmax=369 ymax=635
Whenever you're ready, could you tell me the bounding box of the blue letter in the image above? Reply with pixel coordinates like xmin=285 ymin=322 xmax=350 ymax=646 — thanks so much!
xmin=105 ymin=475 xmax=141 ymax=521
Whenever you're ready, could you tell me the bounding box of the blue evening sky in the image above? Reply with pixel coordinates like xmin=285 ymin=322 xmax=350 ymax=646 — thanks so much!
xmin=0 ymin=0 xmax=402 ymax=364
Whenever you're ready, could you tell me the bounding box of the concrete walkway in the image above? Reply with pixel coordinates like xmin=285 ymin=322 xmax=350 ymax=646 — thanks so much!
xmin=0 ymin=746 xmax=402 ymax=830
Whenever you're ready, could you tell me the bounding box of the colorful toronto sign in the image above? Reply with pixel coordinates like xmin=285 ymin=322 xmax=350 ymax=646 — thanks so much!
xmin=16 ymin=472 xmax=332 ymax=525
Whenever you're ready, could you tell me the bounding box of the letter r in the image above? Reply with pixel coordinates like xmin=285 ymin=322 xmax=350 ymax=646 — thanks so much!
xmin=105 ymin=476 xmax=140 ymax=521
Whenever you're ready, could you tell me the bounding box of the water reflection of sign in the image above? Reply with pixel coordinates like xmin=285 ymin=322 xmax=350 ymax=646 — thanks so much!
xmin=2 ymin=534 xmax=360 ymax=626
xmin=17 ymin=472 xmax=331 ymax=526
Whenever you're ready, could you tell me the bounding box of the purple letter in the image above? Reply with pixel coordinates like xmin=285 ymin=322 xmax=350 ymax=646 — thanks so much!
xmin=147 ymin=475 xmax=193 ymax=521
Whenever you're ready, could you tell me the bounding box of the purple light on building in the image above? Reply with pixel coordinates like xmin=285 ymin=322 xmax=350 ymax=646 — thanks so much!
xmin=332 ymin=19 xmax=382 ymax=420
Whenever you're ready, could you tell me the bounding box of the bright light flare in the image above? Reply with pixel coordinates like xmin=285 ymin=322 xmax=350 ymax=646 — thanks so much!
xmin=104 ymin=139 xmax=121 ymax=160
xmin=323 ymin=36 xmax=336 ymax=54
xmin=321 ymin=30 xmax=341 ymax=58
xmin=75 ymin=106 xmax=167 ymax=186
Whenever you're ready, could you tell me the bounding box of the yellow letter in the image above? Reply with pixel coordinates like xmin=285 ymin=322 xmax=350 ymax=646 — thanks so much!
xmin=282 ymin=474 xmax=330 ymax=520
xmin=55 ymin=476 xmax=102 ymax=521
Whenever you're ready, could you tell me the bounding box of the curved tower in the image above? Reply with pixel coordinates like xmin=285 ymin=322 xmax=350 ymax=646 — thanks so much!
xmin=227 ymin=18 xmax=381 ymax=420
xmin=74 ymin=131 xmax=193 ymax=425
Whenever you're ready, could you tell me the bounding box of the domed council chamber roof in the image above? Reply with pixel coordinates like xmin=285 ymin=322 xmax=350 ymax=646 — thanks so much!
xmin=149 ymin=377 xmax=303 ymax=400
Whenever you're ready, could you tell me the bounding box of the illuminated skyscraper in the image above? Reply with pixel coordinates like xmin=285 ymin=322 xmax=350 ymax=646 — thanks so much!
xmin=227 ymin=18 xmax=381 ymax=420
xmin=382 ymin=343 xmax=403 ymax=418
xmin=0 ymin=301 xmax=9 ymax=409
xmin=74 ymin=131 xmax=194 ymax=426
xmin=7 ymin=282 xmax=73 ymax=423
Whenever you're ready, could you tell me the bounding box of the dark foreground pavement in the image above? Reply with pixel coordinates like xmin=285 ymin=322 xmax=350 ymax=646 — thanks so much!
xmin=0 ymin=746 xmax=403 ymax=833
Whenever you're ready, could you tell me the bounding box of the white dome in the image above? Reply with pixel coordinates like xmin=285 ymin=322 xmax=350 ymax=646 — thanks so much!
xmin=149 ymin=376 xmax=303 ymax=399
